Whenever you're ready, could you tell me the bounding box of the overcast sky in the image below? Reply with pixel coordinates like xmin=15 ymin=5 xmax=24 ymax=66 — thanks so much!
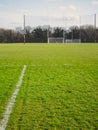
xmin=0 ymin=0 xmax=98 ymax=29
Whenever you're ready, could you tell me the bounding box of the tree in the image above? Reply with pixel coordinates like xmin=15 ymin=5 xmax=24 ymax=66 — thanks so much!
xmin=80 ymin=25 xmax=95 ymax=42
xmin=52 ymin=27 xmax=63 ymax=37
xmin=31 ymin=27 xmax=47 ymax=43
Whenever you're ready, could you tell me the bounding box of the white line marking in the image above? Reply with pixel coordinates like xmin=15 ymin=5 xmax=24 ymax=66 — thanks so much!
xmin=0 ymin=65 xmax=27 ymax=130
xmin=0 ymin=64 xmax=73 ymax=67
xmin=0 ymin=65 xmax=22 ymax=67
xmin=0 ymin=64 xmax=97 ymax=67
xmin=30 ymin=64 xmax=73 ymax=66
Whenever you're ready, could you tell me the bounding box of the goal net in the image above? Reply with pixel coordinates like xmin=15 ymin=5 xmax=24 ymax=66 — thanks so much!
xmin=48 ymin=37 xmax=64 ymax=43
xmin=48 ymin=38 xmax=81 ymax=43
xmin=65 ymin=39 xmax=81 ymax=43
xmin=22 ymin=14 xmax=97 ymax=43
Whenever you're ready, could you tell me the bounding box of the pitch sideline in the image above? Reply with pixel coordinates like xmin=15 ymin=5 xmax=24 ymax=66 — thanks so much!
xmin=0 ymin=65 xmax=27 ymax=130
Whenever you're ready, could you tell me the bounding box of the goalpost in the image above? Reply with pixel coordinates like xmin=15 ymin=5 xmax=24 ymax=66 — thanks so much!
xmin=47 ymin=16 xmax=81 ymax=43
xmin=23 ymin=14 xmax=97 ymax=43
xmin=47 ymin=17 xmax=65 ymax=43
xmin=80 ymin=14 xmax=96 ymax=43
xmin=48 ymin=37 xmax=64 ymax=43
xmin=62 ymin=14 xmax=97 ymax=43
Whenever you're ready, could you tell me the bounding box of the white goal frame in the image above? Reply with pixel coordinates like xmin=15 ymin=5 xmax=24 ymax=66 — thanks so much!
xmin=48 ymin=37 xmax=81 ymax=43
xmin=65 ymin=39 xmax=81 ymax=43
xmin=48 ymin=37 xmax=64 ymax=43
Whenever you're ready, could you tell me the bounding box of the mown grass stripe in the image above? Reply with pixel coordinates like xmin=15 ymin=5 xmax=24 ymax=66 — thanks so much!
xmin=0 ymin=64 xmax=97 ymax=67
xmin=0 ymin=65 xmax=27 ymax=130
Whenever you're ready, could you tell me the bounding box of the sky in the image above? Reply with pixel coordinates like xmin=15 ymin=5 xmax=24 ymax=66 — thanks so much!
xmin=0 ymin=0 xmax=98 ymax=29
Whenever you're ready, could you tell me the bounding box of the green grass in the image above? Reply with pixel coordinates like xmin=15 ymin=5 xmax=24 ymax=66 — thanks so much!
xmin=0 ymin=66 xmax=22 ymax=123
xmin=0 ymin=43 xmax=98 ymax=129
xmin=0 ymin=43 xmax=98 ymax=65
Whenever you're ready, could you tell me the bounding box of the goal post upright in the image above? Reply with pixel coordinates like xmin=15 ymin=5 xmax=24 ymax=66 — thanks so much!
xmin=94 ymin=13 xmax=96 ymax=43
xmin=63 ymin=29 xmax=65 ymax=43
xmin=47 ymin=27 xmax=50 ymax=44
xmin=23 ymin=15 xmax=26 ymax=44
xmin=63 ymin=17 xmax=65 ymax=44
xmin=79 ymin=15 xmax=81 ymax=43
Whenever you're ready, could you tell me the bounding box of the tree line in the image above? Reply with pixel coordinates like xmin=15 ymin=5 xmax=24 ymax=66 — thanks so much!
xmin=0 ymin=25 xmax=98 ymax=43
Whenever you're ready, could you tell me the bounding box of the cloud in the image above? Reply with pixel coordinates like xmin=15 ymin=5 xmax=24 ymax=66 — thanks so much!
xmin=69 ymin=5 xmax=76 ymax=10
xmin=17 ymin=9 xmax=33 ymax=15
xmin=91 ymin=0 xmax=98 ymax=5
xmin=59 ymin=6 xmax=66 ymax=11
xmin=59 ymin=5 xmax=77 ymax=11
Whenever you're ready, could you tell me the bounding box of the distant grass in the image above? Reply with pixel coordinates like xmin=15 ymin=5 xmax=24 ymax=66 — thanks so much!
xmin=0 ymin=43 xmax=98 ymax=129
xmin=0 ymin=43 xmax=98 ymax=65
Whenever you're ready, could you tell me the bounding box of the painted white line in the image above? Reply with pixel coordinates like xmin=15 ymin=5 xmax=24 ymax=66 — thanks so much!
xmin=0 ymin=65 xmax=22 ymax=67
xmin=0 ymin=64 xmax=97 ymax=67
xmin=0 ymin=65 xmax=27 ymax=130
xmin=0 ymin=64 xmax=73 ymax=67
xmin=30 ymin=64 xmax=73 ymax=66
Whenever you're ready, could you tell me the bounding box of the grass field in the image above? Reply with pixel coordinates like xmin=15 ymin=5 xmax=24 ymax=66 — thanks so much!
xmin=0 ymin=66 xmax=22 ymax=122
xmin=0 ymin=43 xmax=98 ymax=130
